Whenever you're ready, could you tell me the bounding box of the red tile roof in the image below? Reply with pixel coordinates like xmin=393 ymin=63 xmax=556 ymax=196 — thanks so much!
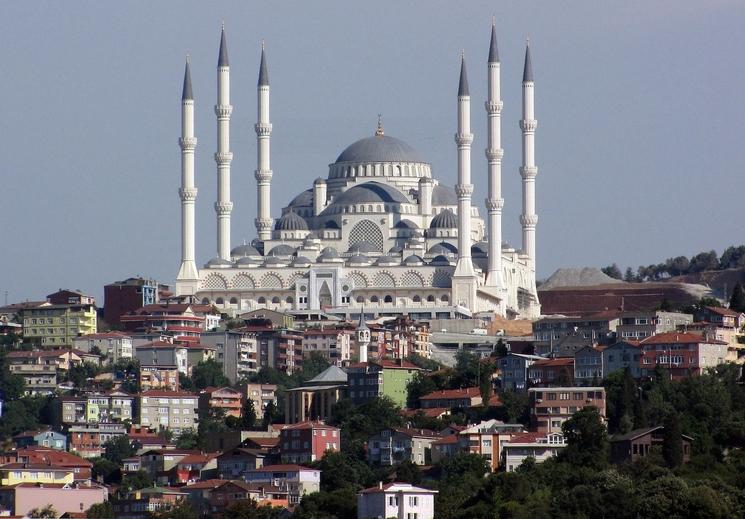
xmin=184 ymin=479 xmax=228 ymax=490
xmin=506 ymin=432 xmax=545 ymax=444
xmin=432 ymin=435 xmax=459 ymax=445
xmin=704 ymin=306 xmax=742 ymax=317
xmin=420 ymin=387 xmax=481 ymax=400
xmin=640 ymin=332 xmax=727 ymax=346
xmin=531 ymin=358 xmax=575 ymax=367
xmin=400 ymin=407 xmax=451 ymax=419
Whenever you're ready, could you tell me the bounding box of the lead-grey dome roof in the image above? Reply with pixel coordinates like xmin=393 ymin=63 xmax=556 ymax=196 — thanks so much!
xmin=286 ymin=189 xmax=313 ymax=208
xmin=231 ymin=244 xmax=262 ymax=258
xmin=236 ymin=256 xmax=262 ymax=266
xmin=376 ymin=255 xmax=401 ymax=266
xmin=335 ymin=135 xmax=425 ymax=164
xmin=432 ymin=185 xmax=458 ymax=205
xmin=403 ymin=254 xmax=424 ymax=266
xmin=428 ymin=242 xmax=458 ymax=255
xmin=347 ymin=241 xmax=379 ymax=254
xmin=292 ymin=256 xmax=313 ymax=266
xmin=330 ymin=181 xmax=410 ymax=206
xmin=205 ymin=257 xmax=232 ymax=267
xmin=430 ymin=255 xmax=454 ymax=266
xmin=267 ymin=244 xmax=296 ymax=257
xmin=429 ymin=209 xmax=458 ymax=229
xmin=275 ymin=212 xmax=309 ymax=231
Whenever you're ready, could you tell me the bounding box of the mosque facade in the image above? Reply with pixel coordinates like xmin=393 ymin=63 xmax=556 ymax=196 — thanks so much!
xmin=175 ymin=24 xmax=541 ymax=320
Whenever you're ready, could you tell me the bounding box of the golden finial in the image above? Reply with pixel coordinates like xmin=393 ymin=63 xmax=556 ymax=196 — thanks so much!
xmin=375 ymin=114 xmax=384 ymax=137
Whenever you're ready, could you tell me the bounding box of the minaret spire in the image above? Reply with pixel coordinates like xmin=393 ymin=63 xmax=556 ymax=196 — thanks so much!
xmin=215 ymin=25 xmax=234 ymax=260
xmin=356 ymin=307 xmax=370 ymax=363
xmin=452 ymin=53 xmax=478 ymax=309
xmin=255 ymin=43 xmax=273 ymax=240
xmin=484 ymin=23 xmax=506 ymax=312
xmin=177 ymin=57 xmax=199 ymax=294
xmin=520 ymin=41 xmax=538 ymax=267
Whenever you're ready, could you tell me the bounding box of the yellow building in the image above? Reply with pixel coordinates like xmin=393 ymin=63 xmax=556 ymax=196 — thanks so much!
xmin=0 ymin=464 xmax=74 ymax=485
xmin=22 ymin=304 xmax=97 ymax=347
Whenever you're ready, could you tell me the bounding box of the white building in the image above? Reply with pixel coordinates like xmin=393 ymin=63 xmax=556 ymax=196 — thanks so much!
xmin=72 ymin=332 xmax=133 ymax=364
xmin=138 ymin=390 xmax=198 ymax=437
xmin=174 ymin=23 xmax=540 ymax=321
xmin=357 ymin=482 xmax=437 ymax=519
xmin=502 ymin=431 xmax=566 ymax=472
xmin=301 ymin=328 xmax=352 ymax=365
xmin=201 ymin=329 xmax=259 ymax=383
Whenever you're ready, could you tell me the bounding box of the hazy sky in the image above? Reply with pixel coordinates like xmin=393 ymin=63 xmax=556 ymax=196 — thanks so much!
xmin=2 ymin=0 xmax=745 ymax=304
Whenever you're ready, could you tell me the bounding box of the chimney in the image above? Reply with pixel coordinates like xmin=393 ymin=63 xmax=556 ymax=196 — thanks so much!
xmin=379 ymin=481 xmax=383 ymax=489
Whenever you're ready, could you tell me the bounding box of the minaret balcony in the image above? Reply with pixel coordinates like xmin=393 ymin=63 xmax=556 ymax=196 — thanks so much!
xmin=254 ymin=123 xmax=272 ymax=136
xmin=520 ymin=120 xmax=537 ymax=132
xmin=485 ymin=100 xmax=503 ymax=113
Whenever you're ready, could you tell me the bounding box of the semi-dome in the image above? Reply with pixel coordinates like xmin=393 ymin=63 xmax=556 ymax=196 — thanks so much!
xmin=267 ymin=244 xmax=296 ymax=257
xmin=472 ymin=242 xmax=488 ymax=256
xmin=375 ymin=255 xmax=401 ymax=266
xmin=231 ymin=244 xmax=261 ymax=258
xmin=403 ymin=254 xmax=424 ymax=266
xmin=292 ymin=256 xmax=313 ymax=266
xmin=286 ymin=189 xmax=313 ymax=208
xmin=430 ymin=255 xmax=454 ymax=266
xmin=329 ymin=182 xmax=410 ymax=206
xmin=205 ymin=257 xmax=232 ymax=268
xmin=427 ymin=242 xmax=458 ymax=255
xmin=429 ymin=209 xmax=458 ymax=229
xmin=274 ymin=212 xmax=308 ymax=231
xmin=431 ymin=185 xmax=458 ymax=205
xmin=394 ymin=219 xmax=419 ymax=229
xmin=335 ymin=135 xmax=425 ymax=164
xmin=347 ymin=241 xmax=379 ymax=254
xmin=388 ymin=245 xmax=404 ymax=254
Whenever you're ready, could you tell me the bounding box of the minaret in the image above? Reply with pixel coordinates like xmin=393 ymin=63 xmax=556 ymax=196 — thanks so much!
xmin=356 ymin=309 xmax=370 ymax=363
xmin=215 ymin=25 xmax=233 ymax=260
xmin=177 ymin=58 xmax=199 ymax=293
xmin=485 ymin=22 xmax=506 ymax=302
xmin=255 ymin=43 xmax=273 ymax=241
xmin=520 ymin=42 xmax=538 ymax=265
xmin=452 ymin=53 xmax=478 ymax=309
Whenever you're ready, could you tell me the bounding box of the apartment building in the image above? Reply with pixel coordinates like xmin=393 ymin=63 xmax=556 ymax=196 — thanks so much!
xmin=279 ymin=421 xmax=341 ymax=464
xmin=419 ymin=387 xmax=482 ymax=409
xmin=573 ymin=346 xmax=605 ymax=384
xmin=240 ymin=383 xmax=278 ymax=416
xmin=346 ymin=359 xmax=421 ymax=407
xmin=22 ymin=290 xmax=97 ymax=347
xmin=72 ymin=331 xmax=133 ymax=364
xmin=302 ymin=328 xmax=352 ymax=365
xmin=639 ymin=332 xmax=728 ymax=379
xmin=528 ymin=387 xmax=606 ymax=434
xmin=357 ymin=482 xmax=437 ymax=519
xmin=527 ymin=358 xmax=575 ymax=387
xmin=499 ymin=353 xmax=544 ymax=391
xmin=198 ymin=386 xmax=242 ymax=419
xmin=201 ymin=329 xmax=259 ymax=383
xmin=244 ymin=465 xmax=320 ymax=505
xmin=139 ymin=365 xmax=180 ymax=392
xmin=503 ymin=432 xmax=567 ymax=472
xmin=139 ymin=391 xmax=199 ymax=436
xmin=602 ymin=341 xmax=643 ymax=379
xmin=616 ymin=311 xmax=693 ymax=341
xmin=532 ymin=312 xmax=619 ymax=355
xmin=367 ymin=428 xmax=440 ymax=466
xmin=68 ymin=422 xmax=128 ymax=458
xmin=136 ymin=341 xmax=189 ymax=374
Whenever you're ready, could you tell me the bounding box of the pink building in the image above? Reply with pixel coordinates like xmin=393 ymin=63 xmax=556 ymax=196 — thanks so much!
xmin=0 ymin=483 xmax=107 ymax=517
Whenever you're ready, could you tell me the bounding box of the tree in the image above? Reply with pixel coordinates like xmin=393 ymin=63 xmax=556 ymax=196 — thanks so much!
xmin=241 ymin=399 xmax=257 ymax=430
xmin=221 ymin=499 xmax=282 ymax=519
xmin=92 ymin=457 xmax=120 ymax=484
xmin=601 ymin=264 xmax=623 ymax=280
xmin=120 ymin=470 xmax=153 ymax=492
xmin=86 ymin=501 xmax=114 ymax=519
xmin=150 ymin=501 xmax=199 ymax=519
xmin=292 ymin=487 xmax=358 ymax=519
xmin=662 ymin=413 xmax=683 ymax=469
xmin=560 ymin=407 xmax=608 ymax=468
xmin=311 ymin=451 xmax=375 ymax=492
xmin=406 ymin=372 xmax=438 ymax=408
xmin=262 ymin=401 xmax=278 ymax=428
xmin=624 ymin=267 xmax=637 ymax=282
xmin=176 ymin=428 xmax=201 ymax=449
xmin=102 ymin=435 xmax=134 ymax=464
xmin=296 ymin=351 xmax=331 ymax=383
xmin=191 ymin=359 xmax=229 ymax=390
xmin=729 ymin=282 xmax=745 ymax=313
xmin=28 ymin=505 xmax=57 ymax=519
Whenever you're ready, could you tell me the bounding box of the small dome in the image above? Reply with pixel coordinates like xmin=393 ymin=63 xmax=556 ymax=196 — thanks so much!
xmin=286 ymin=189 xmax=313 ymax=209
xmin=205 ymin=257 xmax=232 ymax=267
xmin=292 ymin=256 xmax=313 ymax=266
xmin=264 ymin=256 xmax=289 ymax=266
xmin=375 ymin=255 xmax=401 ymax=266
xmin=267 ymin=244 xmax=297 ymax=257
xmin=394 ymin=219 xmax=419 ymax=229
xmin=231 ymin=244 xmax=261 ymax=258
xmin=388 ymin=245 xmax=404 ymax=254
xmin=430 ymin=255 xmax=453 ymax=266
xmin=403 ymin=254 xmax=424 ymax=266
xmin=347 ymin=255 xmax=373 ymax=265
xmin=275 ymin=212 xmax=309 ymax=231
xmin=429 ymin=209 xmax=458 ymax=229
xmin=347 ymin=241 xmax=379 ymax=254
xmin=472 ymin=241 xmax=488 ymax=256
xmin=317 ymin=247 xmax=341 ymax=262
xmin=236 ymin=256 xmax=262 ymax=266
xmin=427 ymin=242 xmax=458 ymax=255
xmin=335 ymin=134 xmax=425 ymax=164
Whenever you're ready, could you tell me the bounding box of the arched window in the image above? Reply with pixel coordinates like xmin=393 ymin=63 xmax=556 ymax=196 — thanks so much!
xmin=356 ymin=296 xmax=365 ymax=303
xmin=215 ymin=297 xmax=224 ymax=305
xmin=286 ymin=296 xmax=294 ymax=304
xmin=384 ymin=295 xmax=393 ymax=303
xmin=257 ymin=297 xmax=266 ymax=304
xmin=412 ymin=295 xmax=421 ymax=303
xmin=229 ymin=297 xmax=238 ymax=305
xmin=441 ymin=294 xmax=450 ymax=303
xmin=271 ymin=296 xmax=281 ymax=304
xmin=201 ymin=298 xmax=210 ymax=305
xmin=370 ymin=296 xmax=379 ymax=303
xmin=427 ymin=295 xmax=435 ymax=302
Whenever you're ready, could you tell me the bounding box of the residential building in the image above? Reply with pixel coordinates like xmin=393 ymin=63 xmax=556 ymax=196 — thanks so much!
xmin=186 ymin=343 xmax=216 ymax=366
xmin=346 ymin=359 xmax=421 ymax=407
xmin=457 ymin=420 xmax=526 ymax=472
xmin=205 ymin=430 xmax=280 ymax=454
xmin=0 ymin=482 xmax=107 ymax=518
xmin=532 ymin=312 xmax=619 ymax=356
xmin=104 ymin=277 xmax=160 ymax=326
xmin=139 ymin=391 xmax=199 ymax=436
xmin=366 ymin=427 xmax=440 ymax=466
xmin=72 ymin=332 xmax=133 ymax=364
xmin=12 ymin=430 xmax=67 ymax=451
xmin=207 ymin=481 xmax=289 ymax=514
xmin=603 ymin=341 xmax=643 ymax=379
xmin=285 ymin=365 xmax=347 ymax=424
xmin=240 ymin=308 xmax=296 ymax=329
xmin=357 ymin=482 xmax=437 ymax=519
xmin=174 ymin=453 xmax=218 ymax=485
xmin=280 ymin=421 xmax=341 ymax=463
xmin=3 ymin=448 xmax=93 ymax=482
xmin=528 ymin=387 xmax=606 ymax=434
xmin=527 ymin=358 xmax=575 ymax=387
xmin=573 ymin=346 xmax=605 ymax=384
xmin=617 ymin=310 xmax=693 ymax=341
xmin=216 ymin=447 xmax=268 ymax=479
xmin=201 ymin=329 xmax=259 ymax=383
xmin=67 ymin=422 xmax=128 ymax=458
xmin=610 ymin=426 xmax=693 ymax=465
xmin=138 ymin=449 xmax=202 ymax=484
xmin=419 ymin=387 xmax=482 ymax=409
xmin=83 ymin=391 xmax=135 ymax=423
xmin=697 ymin=306 xmax=745 ymax=329
xmin=60 ymin=397 xmax=87 ymax=424
xmin=21 ymin=292 xmax=97 ymax=347
xmin=139 ymin=364 xmax=179 ymax=392
xmin=113 ymin=486 xmax=188 ymax=519
xmin=502 ymin=432 xmax=566 ymax=472
xmin=685 ymin=321 xmax=745 ymax=363
xmin=302 ymin=327 xmax=353 ymax=365
xmin=250 ymin=326 xmax=304 ymax=373
xmin=499 ymin=353 xmax=544 ymax=391
xmin=240 ymin=383 xmax=278 ymax=417
xmin=639 ymin=332 xmax=729 ymax=379
xmin=136 ymin=340 xmax=189 ymax=374
xmin=374 ymin=316 xmax=433 ymax=360
xmin=198 ymin=386 xmax=243 ymax=419
xmin=244 ymin=464 xmax=321 ymax=505
xmin=7 ymin=349 xmax=82 ymax=371
xmin=121 ymin=304 xmax=206 ymax=344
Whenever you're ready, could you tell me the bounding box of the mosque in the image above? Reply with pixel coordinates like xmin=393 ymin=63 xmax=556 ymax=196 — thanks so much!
xmin=174 ymin=23 xmax=541 ymax=320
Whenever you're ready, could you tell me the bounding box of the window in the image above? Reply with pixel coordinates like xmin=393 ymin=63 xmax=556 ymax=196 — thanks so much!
xmin=408 ymin=496 xmax=419 ymax=506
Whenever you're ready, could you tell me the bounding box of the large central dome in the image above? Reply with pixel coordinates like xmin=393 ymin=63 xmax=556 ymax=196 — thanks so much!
xmin=335 ymin=134 xmax=425 ymax=164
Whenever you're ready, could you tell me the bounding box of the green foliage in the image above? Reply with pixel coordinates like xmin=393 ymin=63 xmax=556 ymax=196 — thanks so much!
xmin=406 ymin=371 xmax=439 ymax=408
xmin=191 ymin=359 xmax=229 ymax=390
xmin=175 ymin=428 xmax=201 ymax=449
xmin=150 ymin=500 xmax=199 ymax=519
xmin=601 ymin=263 xmax=623 ymax=280
xmin=298 ymin=351 xmax=331 ymax=381
xmin=102 ymin=435 xmax=135 ymax=464
xmin=221 ymin=499 xmax=283 ymax=519
xmin=329 ymin=396 xmax=403 ymax=454
xmin=730 ymin=281 xmax=745 ymax=312
xmin=406 ymin=353 xmax=443 ymax=371
xmin=309 ymin=451 xmax=375 ymax=492
xmin=92 ymin=457 xmax=121 ymax=484
xmin=262 ymin=401 xmax=278 ymax=428
xmin=120 ymin=470 xmax=153 ymax=492
xmin=241 ymin=399 xmax=257 ymax=430
xmin=560 ymin=406 xmax=608 ymax=468
xmin=292 ymin=487 xmax=358 ymax=519
xmin=662 ymin=413 xmax=684 ymax=468
xmin=86 ymin=501 xmax=114 ymax=519
xmin=28 ymin=505 xmax=57 ymax=519
xmin=66 ymin=361 xmax=100 ymax=388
